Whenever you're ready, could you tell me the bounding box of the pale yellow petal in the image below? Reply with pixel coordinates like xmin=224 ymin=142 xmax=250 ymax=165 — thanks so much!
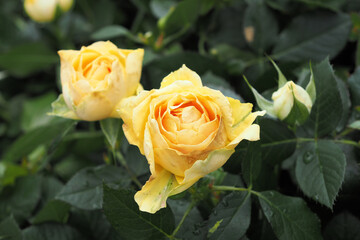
xmin=170 ymin=149 xmax=234 ymax=195
xmin=87 ymin=41 xmax=119 ymax=54
xmin=161 ymin=65 xmax=202 ymax=89
xmin=58 ymin=0 xmax=73 ymax=12
xmin=154 ymin=148 xmax=191 ymax=176
xmin=227 ymin=97 xmax=253 ymax=126
xmin=199 ymin=87 xmax=234 ymax=139
xmin=144 ymin=123 xmax=156 ymax=175
xmin=228 ymin=123 xmax=261 ymax=148
xmin=134 ymin=167 xmax=178 ymax=214
xmin=24 ymin=0 xmax=57 ymax=22
xmin=74 ymin=92 xmax=113 ymax=121
xmin=231 ymin=110 xmax=266 ymax=141
xmin=58 ymin=50 xmax=80 ymax=65
xmin=125 ymin=49 xmax=144 ymax=96
xmin=117 ymin=91 xmax=153 ymax=151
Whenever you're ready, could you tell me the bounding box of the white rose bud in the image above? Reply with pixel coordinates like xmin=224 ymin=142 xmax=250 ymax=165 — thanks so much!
xmin=271 ymin=81 xmax=313 ymax=121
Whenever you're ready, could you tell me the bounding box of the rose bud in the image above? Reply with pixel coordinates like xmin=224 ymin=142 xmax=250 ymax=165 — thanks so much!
xmin=51 ymin=41 xmax=144 ymax=121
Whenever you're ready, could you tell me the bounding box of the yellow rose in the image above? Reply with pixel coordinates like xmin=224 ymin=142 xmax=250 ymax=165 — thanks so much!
xmin=272 ymin=81 xmax=312 ymax=120
xmin=58 ymin=0 xmax=73 ymax=12
xmin=24 ymin=0 xmax=74 ymax=23
xmin=57 ymin=41 xmax=144 ymax=121
xmin=119 ymin=65 xmax=265 ymax=213
xmin=24 ymin=0 xmax=58 ymax=23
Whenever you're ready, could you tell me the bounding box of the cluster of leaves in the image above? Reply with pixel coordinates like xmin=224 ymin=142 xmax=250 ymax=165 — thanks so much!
xmin=1 ymin=0 xmax=360 ymax=239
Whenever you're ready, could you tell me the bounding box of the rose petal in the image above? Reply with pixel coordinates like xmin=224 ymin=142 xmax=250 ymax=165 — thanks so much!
xmin=134 ymin=166 xmax=178 ymax=214
xmin=171 ymin=148 xmax=235 ymax=195
xmin=161 ymin=65 xmax=202 ymax=89
xmin=75 ymin=92 xmax=113 ymax=121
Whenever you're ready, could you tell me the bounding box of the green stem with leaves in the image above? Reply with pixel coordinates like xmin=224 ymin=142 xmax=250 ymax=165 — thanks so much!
xmin=170 ymin=201 xmax=196 ymax=238
xmin=115 ymin=150 xmax=143 ymax=188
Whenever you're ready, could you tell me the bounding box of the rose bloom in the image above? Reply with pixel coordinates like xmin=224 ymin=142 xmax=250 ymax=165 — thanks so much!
xmin=58 ymin=41 xmax=144 ymax=121
xmin=24 ymin=0 xmax=73 ymax=23
xmin=272 ymin=81 xmax=312 ymax=120
xmin=119 ymin=65 xmax=265 ymax=213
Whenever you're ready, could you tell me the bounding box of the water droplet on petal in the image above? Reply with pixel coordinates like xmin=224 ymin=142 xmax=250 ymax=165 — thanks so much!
xmin=303 ymin=151 xmax=314 ymax=164
xmin=314 ymin=194 xmax=319 ymax=200
xmin=213 ymin=210 xmax=218 ymax=216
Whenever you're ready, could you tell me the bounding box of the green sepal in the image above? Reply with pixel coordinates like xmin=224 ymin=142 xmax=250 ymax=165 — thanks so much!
xmin=283 ymin=86 xmax=310 ymax=126
xmin=48 ymin=94 xmax=79 ymax=120
xmin=268 ymin=57 xmax=287 ymax=89
xmin=305 ymin=62 xmax=316 ymax=103
xmin=243 ymin=75 xmax=275 ymax=117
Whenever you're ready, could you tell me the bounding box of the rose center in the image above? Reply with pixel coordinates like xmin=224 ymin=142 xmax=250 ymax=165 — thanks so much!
xmin=179 ymin=106 xmax=202 ymax=123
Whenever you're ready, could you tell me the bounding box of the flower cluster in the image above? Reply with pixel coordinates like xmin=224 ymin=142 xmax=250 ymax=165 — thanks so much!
xmin=52 ymin=41 xmax=265 ymax=213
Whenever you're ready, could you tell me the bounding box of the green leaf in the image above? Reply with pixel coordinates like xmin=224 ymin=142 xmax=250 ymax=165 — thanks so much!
xmin=258 ymin=191 xmax=322 ymax=240
xmin=48 ymin=95 xmax=79 ymax=120
xmin=207 ymin=191 xmax=251 ymax=240
xmin=206 ymin=2 xmax=247 ymax=49
xmin=143 ymin=52 xmax=225 ymax=89
xmin=243 ymin=0 xmax=279 ymax=53
xmin=348 ymin=67 xmax=360 ymax=106
xmin=335 ymin=76 xmax=351 ymax=131
xmin=0 ymin=176 xmax=42 ymax=222
xmin=0 ymin=42 xmax=58 ymax=77
xmin=202 ymin=72 xmax=243 ymax=101
xmin=268 ymin=58 xmax=287 ymax=88
xmin=103 ymin=184 xmax=175 ymax=240
xmin=91 ymin=25 xmax=134 ymax=41
xmin=0 ymin=216 xmax=22 ymax=240
xmin=125 ymin=145 xmax=149 ymax=177
xmin=226 ymin=118 xmax=296 ymax=175
xmin=241 ymin=141 xmax=262 ymax=186
xmin=323 ymin=211 xmax=360 ymax=240
xmin=306 ymin=64 xmax=316 ymax=103
xmin=297 ymin=0 xmax=346 ymax=11
xmin=303 ymin=58 xmax=343 ymax=137
xmin=21 ymin=92 xmax=57 ymax=131
xmin=158 ymin=0 xmax=200 ymax=35
xmin=100 ymin=118 xmax=122 ymax=149
xmin=243 ymin=75 xmax=275 ymax=116
xmin=22 ymin=224 xmax=86 ymax=240
xmin=40 ymin=177 xmax=64 ymax=205
xmin=259 ymin=118 xmax=296 ymax=165
xmin=56 ymin=165 xmax=131 ymax=210
xmin=2 ymin=119 xmax=75 ymax=162
xmin=167 ymin=199 xmax=202 ymax=238
xmin=0 ymin=162 xmax=27 ymax=187
xmin=295 ymin=140 xmax=346 ymax=208
xmin=272 ymin=12 xmax=351 ymax=62
xmin=68 ymin=209 xmax=117 ymax=240
xmin=31 ymin=200 xmax=70 ymax=224
xmin=349 ymin=120 xmax=360 ymax=129
xmin=150 ymin=0 xmax=177 ymax=19
xmin=283 ymin=91 xmax=311 ymax=126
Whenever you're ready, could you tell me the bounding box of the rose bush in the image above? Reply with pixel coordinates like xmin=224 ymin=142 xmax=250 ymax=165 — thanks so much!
xmin=53 ymin=41 xmax=144 ymax=121
xmin=119 ymin=65 xmax=265 ymax=213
